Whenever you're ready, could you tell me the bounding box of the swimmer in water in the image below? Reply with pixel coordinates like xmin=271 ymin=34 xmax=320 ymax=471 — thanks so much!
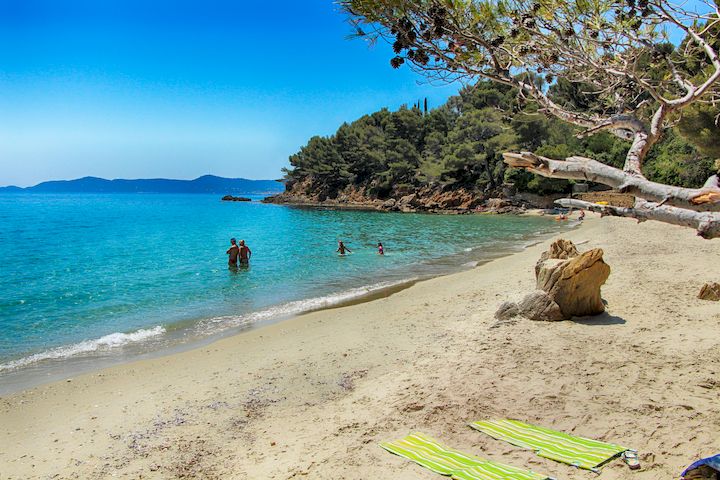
xmin=238 ymin=239 xmax=252 ymax=267
xmin=377 ymin=242 xmax=384 ymax=255
xmin=336 ymin=240 xmax=352 ymax=256
xmin=226 ymin=238 xmax=239 ymax=268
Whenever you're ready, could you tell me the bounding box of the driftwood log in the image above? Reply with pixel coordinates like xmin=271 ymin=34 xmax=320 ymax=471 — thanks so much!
xmin=504 ymin=152 xmax=720 ymax=239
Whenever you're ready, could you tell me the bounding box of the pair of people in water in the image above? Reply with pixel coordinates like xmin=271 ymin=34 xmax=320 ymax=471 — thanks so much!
xmin=336 ymin=241 xmax=383 ymax=256
xmin=227 ymin=238 xmax=380 ymax=266
xmin=227 ymin=238 xmax=251 ymax=268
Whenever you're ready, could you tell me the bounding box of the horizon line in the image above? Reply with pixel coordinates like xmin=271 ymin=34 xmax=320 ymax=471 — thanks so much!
xmin=0 ymin=173 xmax=285 ymax=189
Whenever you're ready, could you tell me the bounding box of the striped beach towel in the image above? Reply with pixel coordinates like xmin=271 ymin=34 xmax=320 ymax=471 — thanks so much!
xmin=470 ymin=419 xmax=629 ymax=471
xmin=380 ymin=432 xmax=550 ymax=480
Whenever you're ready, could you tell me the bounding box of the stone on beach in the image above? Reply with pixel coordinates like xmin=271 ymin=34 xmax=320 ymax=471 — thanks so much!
xmin=698 ymin=282 xmax=720 ymax=301
xmin=536 ymin=248 xmax=610 ymax=317
xmin=518 ymin=290 xmax=565 ymax=321
xmin=495 ymin=239 xmax=610 ymax=321
xmin=534 ymin=238 xmax=579 ymax=277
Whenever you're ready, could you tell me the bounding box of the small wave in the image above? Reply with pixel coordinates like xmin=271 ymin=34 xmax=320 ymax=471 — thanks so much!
xmin=1 ymin=280 xmax=414 ymax=374
xmin=0 ymin=326 xmax=166 ymax=372
xmin=196 ymin=279 xmax=416 ymax=334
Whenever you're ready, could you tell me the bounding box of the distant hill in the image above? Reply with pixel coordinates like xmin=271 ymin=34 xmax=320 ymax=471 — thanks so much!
xmin=0 ymin=175 xmax=285 ymax=195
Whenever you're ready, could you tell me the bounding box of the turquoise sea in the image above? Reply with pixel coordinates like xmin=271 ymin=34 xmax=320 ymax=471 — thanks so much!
xmin=0 ymin=194 xmax=568 ymax=392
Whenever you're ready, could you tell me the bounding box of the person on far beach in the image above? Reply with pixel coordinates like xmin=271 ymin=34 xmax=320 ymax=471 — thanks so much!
xmin=579 ymin=209 xmax=586 ymax=221
xmin=226 ymin=238 xmax=240 ymax=268
xmin=238 ymin=240 xmax=252 ymax=267
xmin=377 ymin=242 xmax=384 ymax=255
xmin=337 ymin=241 xmax=351 ymax=256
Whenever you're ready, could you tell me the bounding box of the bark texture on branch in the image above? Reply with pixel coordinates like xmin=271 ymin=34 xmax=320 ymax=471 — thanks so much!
xmin=574 ymin=115 xmax=652 ymax=176
xmin=555 ymin=198 xmax=720 ymax=239
xmin=504 ymin=152 xmax=720 ymax=212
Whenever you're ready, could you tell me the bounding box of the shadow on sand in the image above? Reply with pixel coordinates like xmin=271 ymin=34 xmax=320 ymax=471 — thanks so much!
xmin=573 ymin=311 xmax=626 ymax=325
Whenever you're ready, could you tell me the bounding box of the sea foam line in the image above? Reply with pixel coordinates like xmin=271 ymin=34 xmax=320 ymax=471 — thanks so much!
xmin=195 ymin=278 xmax=417 ymax=334
xmin=0 ymin=326 xmax=166 ymax=373
xmin=0 ymin=279 xmax=416 ymax=373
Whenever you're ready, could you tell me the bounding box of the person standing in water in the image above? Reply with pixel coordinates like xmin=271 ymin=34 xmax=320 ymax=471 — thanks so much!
xmin=238 ymin=239 xmax=252 ymax=267
xmin=226 ymin=238 xmax=240 ymax=268
xmin=377 ymin=242 xmax=384 ymax=255
xmin=337 ymin=241 xmax=352 ymax=256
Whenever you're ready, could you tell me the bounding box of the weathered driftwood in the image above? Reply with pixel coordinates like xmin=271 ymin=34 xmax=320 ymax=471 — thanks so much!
xmin=504 ymin=151 xmax=720 ymax=239
xmin=504 ymin=152 xmax=720 ymax=212
xmin=555 ymin=199 xmax=720 ymax=240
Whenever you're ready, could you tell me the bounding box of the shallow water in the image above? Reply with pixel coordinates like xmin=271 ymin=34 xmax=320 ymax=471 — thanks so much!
xmin=0 ymin=194 xmax=567 ymax=392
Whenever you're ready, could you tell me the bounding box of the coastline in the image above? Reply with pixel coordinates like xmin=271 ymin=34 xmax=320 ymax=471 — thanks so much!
xmin=2 ymin=215 xmax=719 ymax=479
xmin=261 ymin=190 xmax=558 ymax=214
xmin=0 ymin=212 xmax=567 ymax=395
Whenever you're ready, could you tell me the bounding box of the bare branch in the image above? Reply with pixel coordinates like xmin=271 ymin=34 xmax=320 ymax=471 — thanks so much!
xmin=504 ymin=152 xmax=720 ymax=211
xmin=557 ymin=198 xmax=720 ymax=239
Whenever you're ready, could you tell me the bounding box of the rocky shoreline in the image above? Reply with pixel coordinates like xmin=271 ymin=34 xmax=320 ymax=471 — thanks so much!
xmin=262 ymin=180 xmax=563 ymax=214
xmin=262 ymin=189 xmax=560 ymax=215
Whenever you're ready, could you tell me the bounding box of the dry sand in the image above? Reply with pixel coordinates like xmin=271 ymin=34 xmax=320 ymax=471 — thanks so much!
xmin=1 ymin=215 xmax=719 ymax=480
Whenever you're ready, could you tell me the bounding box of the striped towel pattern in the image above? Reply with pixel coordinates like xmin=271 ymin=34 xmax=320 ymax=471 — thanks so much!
xmin=470 ymin=419 xmax=628 ymax=471
xmin=380 ymin=432 xmax=549 ymax=480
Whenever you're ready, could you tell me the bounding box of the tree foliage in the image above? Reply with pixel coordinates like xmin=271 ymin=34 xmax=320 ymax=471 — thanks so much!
xmin=338 ymin=0 xmax=720 ymax=237
xmin=343 ymin=0 xmax=719 ymax=169
xmin=285 ymin=81 xmax=714 ymax=199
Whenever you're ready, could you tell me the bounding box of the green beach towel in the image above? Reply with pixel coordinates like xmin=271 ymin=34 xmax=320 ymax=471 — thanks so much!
xmin=470 ymin=419 xmax=629 ymax=471
xmin=380 ymin=432 xmax=550 ymax=480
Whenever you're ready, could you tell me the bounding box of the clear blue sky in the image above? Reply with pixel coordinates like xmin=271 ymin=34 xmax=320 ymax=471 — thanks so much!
xmin=0 ymin=0 xmax=460 ymax=187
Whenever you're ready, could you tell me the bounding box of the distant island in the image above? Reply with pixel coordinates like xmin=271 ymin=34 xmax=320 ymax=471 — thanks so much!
xmin=0 ymin=175 xmax=284 ymax=195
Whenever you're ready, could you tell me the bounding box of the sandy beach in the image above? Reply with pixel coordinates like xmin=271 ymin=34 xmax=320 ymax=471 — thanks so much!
xmin=2 ymin=215 xmax=719 ymax=480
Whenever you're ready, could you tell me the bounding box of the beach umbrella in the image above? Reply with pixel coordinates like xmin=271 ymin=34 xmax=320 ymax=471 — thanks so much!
xmin=682 ymin=454 xmax=720 ymax=479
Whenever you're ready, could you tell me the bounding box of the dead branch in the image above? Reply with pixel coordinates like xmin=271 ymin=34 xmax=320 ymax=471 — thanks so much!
xmin=504 ymin=152 xmax=720 ymax=211
xmin=556 ymin=198 xmax=720 ymax=239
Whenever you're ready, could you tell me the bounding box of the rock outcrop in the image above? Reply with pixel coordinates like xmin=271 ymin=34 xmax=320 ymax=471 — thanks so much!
xmin=263 ymin=178 xmax=536 ymax=214
xmin=222 ymin=195 xmax=252 ymax=202
xmin=698 ymin=282 xmax=720 ymax=301
xmin=495 ymin=239 xmax=610 ymax=321
xmin=536 ymin=248 xmax=610 ymax=317
xmin=496 ymin=291 xmax=565 ymax=322
xmin=534 ymin=238 xmax=579 ymax=277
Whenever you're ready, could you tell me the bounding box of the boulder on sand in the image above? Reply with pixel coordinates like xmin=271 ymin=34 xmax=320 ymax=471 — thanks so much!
xmin=518 ymin=290 xmax=565 ymax=321
xmin=698 ymin=282 xmax=720 ymax=301
xmin=534 ymin=238 xmax=579 ymax=276
xmin=536 ymin=248 xmax=610 ymax=317
xmin=495 ymin=239 xmax=610 ymax=321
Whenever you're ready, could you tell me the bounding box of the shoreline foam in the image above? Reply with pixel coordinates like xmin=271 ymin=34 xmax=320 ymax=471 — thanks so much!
xmin=0 ymin=278 xmax=420 ymax=394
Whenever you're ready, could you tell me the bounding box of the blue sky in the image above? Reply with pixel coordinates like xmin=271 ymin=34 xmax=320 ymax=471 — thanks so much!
xmin=0 ymin=1 xmax=460 ymax=186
